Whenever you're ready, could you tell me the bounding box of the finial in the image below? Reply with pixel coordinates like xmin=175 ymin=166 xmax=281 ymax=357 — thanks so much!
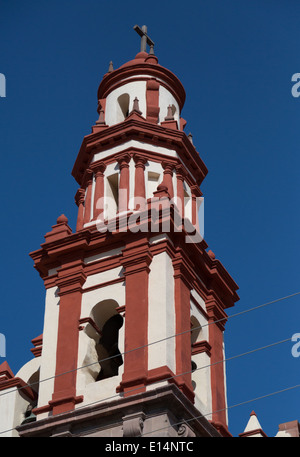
xmin=108 ymin=61 xmax=114 ymax=73
xmin=131 ymin=97 xmax=142 ymax=115
xmin=165 ymin=105 xmax=174 ymax=121
xmin=188 ymin=132 xmax=193 ymax=144
xmin=145 ymin=43 xmax=158 ymax=64
xmin=57 ymin=214 xmax=68 ymax=225
xmin=96 ymin=108 xmax=106 ymax=125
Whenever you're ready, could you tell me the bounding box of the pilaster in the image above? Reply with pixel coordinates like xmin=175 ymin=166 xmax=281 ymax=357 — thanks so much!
xmin=118 ymin=238 xmax=153 ymax=396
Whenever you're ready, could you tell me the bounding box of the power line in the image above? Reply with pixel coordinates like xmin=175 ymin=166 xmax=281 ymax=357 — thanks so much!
xmin=0 ymin=292 xmax=298 ymax=400
xmin=0 ymin=335 xmax=293 ymax=435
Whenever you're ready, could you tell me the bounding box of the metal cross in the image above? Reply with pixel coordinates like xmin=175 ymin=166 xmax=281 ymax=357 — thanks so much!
xmin=133 ymin=25 xmax=155 ymax=52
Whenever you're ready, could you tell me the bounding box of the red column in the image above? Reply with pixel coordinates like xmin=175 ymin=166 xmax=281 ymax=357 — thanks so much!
xmin=133 ymin=154 xmax=147 ymax=210
xmin=83 ymin=169 xmax=93 ymax=225
xmin=175 ymin=165 xmax=186 ymax=220
xmin=172 ymin=252 xmax=195 ymax=403
xmin=206 ymin=296 xmax=229 ymax=432
xmin=117 ymin=153 xmax=131 ymax=213
xmin=191 ymin=185 xmax=202 ymax=231
xmin=118 ymin=238 xmax=152 ymax=396
xmin=162 ymin=161 xmax=174 ymax=199
xmin=75 ymin=188 xmax=85 ymax=232
xmin=92 ymin=162 xmax=106 ymax=220
xmin=50 ymin=260 xmax=86 ymax=415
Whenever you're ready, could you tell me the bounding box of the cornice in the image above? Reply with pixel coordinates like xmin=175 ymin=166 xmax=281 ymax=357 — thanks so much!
xmin=30 ymin=204 xmax=238 ymax=312
xmin=72 ymin=118 xmax=208 ymax=187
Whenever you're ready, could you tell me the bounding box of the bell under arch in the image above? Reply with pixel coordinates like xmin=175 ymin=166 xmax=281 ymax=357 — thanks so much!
xmin=80 ymin=299 xmax=124 ymax=385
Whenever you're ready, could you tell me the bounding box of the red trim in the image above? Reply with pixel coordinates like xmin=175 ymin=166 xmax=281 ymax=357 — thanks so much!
xmin=162 ymin=161 xmax=174 ymax=199
xmin=83 ymin=170 xmax=93 ymax=225
xmin=146 ymin=78 xmax=160 ymax=124
xmin=206 ymin=295 xmax=228 ymax=429
xmin=133 ymin=154 xmax=147 ymax=209
xmin=72 ymin=118 xmax=208 ymax=188
xmin=210 ymin=421 xmax=232 ymax=437
xmin=75 ymin=188 xmax=85 ymax=231
xmin=29 ymin=199 xmax=238 ymax=414
xmin=116 ymin=152 xmax=131 ymax=213
xmin=239 ymin=428 xmax=268 ymax=437
xmin=118 ymin=238 xmax=152 ymax=396
xmin=31 ymin=334 xmax=43 ymax=358
xmin=89 ymin=145 xmax=202 ymax=192
xmin=172 ymin=251 xmax=195 ymax=403
xmin=0 ymin=376 xmax=37 ymax=401
xmin=51 ymin=260 xmax=86 ymax=415
xmin=48 ymin=394 xmax=83 ymax=416
xmin=0 ymin=361 xmax=14 ymax=381
xmin=91 ymin=162 xmax=106 ymax=221
xmin=192 ymin=340 xmax=211 ymax=357
xmin=175 ymin=165 xmax=185 ymax=220
xmin=97 ymin=60 xmax=186 ymax=111
xmin=78 ymin=317 xmax=102 ymax=335
xmin=161 ymin=119 xmax=178 ymax=130
xmin=146 ymin=365 xmax=195 ymax=394
xmin=44 ymin=219 xmax=73 ymax=244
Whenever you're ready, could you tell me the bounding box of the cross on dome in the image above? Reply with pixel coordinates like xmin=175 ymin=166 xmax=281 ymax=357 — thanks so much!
xmin=133 ymin=24 xmax=155 ymax=52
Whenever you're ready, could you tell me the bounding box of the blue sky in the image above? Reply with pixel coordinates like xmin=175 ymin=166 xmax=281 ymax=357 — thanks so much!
xmin=0 ymin=0 xmax=299 ymax=437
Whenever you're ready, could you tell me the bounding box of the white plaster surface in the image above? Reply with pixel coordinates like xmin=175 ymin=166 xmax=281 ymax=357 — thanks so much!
xmin=148 ymin=251 xmax=176 ymax=374
xmin=35 ymin=286 xmax=60 ymax=416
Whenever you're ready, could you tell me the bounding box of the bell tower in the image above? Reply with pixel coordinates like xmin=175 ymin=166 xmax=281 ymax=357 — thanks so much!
xmin=1 ymin=27 xmax=239 ymax=437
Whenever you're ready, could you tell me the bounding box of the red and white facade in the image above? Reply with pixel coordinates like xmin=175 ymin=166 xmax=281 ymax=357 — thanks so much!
xmin=0 ymin=46 xmax=243 ymax=437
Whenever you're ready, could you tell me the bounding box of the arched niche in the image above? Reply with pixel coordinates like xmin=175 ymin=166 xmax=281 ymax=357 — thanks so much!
xmin=82 ymin=299 xmax=124 ymax=383
xmin=117 ymin=93 xmax=130 ymax=122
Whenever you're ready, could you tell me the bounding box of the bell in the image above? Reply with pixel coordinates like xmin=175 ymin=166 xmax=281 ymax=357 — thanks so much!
xmin=21 ymin=405 xmax=36 ymax=425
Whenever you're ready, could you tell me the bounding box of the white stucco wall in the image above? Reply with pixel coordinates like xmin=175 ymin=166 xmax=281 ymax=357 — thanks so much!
xmin=0 ymin=387 xmax=30 ymax=437
xmin=36 ymin=286 xmax=60 ymax=418
xmin=104 ymin=76 xmax=180 ymax=127
xmin=158 ymin=85 xmax=180 ymax=125
xmin=148 ymin=251 xmax=176 ymax=374
xmin=92 ymin=140 xmax=179 ymax=164
xmin=105 ymin=81 xmax=147 ymax=126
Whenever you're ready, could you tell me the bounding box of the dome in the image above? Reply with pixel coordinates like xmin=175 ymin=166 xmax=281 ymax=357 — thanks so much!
xmin=97 ymin=50 xmax=186 ymax=112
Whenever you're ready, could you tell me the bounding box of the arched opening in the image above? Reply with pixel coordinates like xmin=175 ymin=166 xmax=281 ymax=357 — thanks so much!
xmin=21 ymin=368 xmax=40 ymax=425
xmin=96 ymin=314 xmax=123 ymax=381
xmin=117 ymin=93 xmax=130 ymax=122
xmin=89 ymin=299 xmax=124 ymax=382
